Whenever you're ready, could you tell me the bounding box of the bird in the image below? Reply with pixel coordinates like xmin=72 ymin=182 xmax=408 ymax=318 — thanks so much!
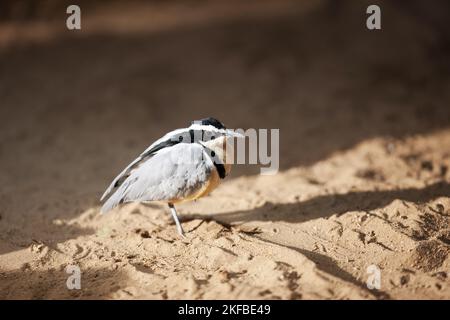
xmin=100 ymin=117 xmax=242 ymax=237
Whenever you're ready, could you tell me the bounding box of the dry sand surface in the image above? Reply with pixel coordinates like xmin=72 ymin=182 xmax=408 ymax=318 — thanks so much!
xmin=0 ymin=0 xmax=449 ymax=299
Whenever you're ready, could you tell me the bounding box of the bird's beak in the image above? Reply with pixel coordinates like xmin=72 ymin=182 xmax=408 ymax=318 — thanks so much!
xmin=224 ymin=129 xmax=245 ymax=138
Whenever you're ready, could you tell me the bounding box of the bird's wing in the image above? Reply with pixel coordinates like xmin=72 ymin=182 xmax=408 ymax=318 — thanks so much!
xmin=100 ymin=128 xmax=193 ymax=201
xmin=100 ymin=125 xmax=229 ymax=201
xmin=100 ymin=143 xmax=214 ymax=213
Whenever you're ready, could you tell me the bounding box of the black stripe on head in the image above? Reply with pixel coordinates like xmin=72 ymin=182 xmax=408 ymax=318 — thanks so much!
xmin=191 ymin=117 xmax=226 ymax=130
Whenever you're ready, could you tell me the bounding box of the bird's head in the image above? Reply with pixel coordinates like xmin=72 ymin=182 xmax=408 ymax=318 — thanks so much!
xmin=190 ymin=117 xmax=244 ymax=139
xmin=191 ymin=117 xmax=226 ymax=130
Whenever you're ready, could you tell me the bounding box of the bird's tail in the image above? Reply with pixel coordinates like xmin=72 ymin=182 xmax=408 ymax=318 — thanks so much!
xmin=100 ymin=177 xmax=134 ymax=213
xmin=100 ymin=192 xmax=123 ymax=213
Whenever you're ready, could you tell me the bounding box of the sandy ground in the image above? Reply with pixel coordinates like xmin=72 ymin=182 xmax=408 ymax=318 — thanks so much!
xmin=0 ymin=0 xmax=449 ymax=299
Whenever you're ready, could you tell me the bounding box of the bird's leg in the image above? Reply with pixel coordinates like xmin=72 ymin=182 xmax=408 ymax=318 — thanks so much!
xmin=168 ymin=203 xmax=185 ymax=237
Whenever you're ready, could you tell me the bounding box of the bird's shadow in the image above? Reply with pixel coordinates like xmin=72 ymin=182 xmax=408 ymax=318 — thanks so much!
xmin=255 ymin=236 xmax=390 ymax=299
xmin=185 ymin=181 xmax=450 ymax=224
xmin=182 ymin=181 xmax=449 ymax=299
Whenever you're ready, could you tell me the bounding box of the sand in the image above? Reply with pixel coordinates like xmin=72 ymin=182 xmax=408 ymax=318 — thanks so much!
xmin=0 ymin=0 xmax=449 ymax=299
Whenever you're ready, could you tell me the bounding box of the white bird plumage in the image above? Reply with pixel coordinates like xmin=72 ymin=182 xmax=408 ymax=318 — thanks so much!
xmin=100 ymin=117 xmax=242 ymax=237
xmin=101 ymin=142 xmax=214 ymax=213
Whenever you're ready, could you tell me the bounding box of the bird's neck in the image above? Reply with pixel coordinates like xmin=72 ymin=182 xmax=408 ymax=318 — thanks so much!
xmin=201 ymin=136 xmax=232 ymax=178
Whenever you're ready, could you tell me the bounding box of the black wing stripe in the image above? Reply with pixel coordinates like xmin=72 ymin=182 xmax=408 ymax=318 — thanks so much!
xmin=107 ymin=128 xmax=227 ymax=196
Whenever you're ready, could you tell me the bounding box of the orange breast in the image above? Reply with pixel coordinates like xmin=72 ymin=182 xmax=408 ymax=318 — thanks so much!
xmin=169 ymin=168 xmax=221 ymax=203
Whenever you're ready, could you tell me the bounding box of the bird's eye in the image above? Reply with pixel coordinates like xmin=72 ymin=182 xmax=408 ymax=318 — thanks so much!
xmin=178 ymin=136 xmax=183 ymax=142
xmin=211 ymin=136 xmax=215 ymax=140
xmin=211 ymin=151 xmax=216 ymax=157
